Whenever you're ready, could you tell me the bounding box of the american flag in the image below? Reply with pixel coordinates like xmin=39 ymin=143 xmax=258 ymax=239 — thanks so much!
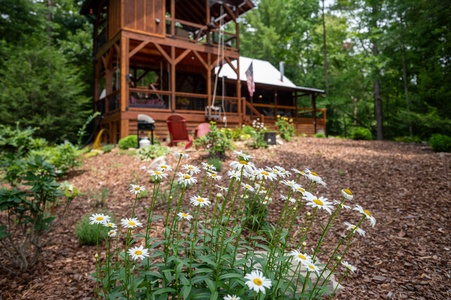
xmin=245 ymin=62 xmax=255 ymax=97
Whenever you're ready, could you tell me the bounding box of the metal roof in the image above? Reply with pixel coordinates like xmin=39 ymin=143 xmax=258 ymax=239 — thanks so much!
xmin=217 ymin=57 xmax=324 ymax=94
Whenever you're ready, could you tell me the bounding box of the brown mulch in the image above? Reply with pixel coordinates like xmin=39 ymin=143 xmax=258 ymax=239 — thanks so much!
xmin=1 ymin=137 xmax=450 ymax=300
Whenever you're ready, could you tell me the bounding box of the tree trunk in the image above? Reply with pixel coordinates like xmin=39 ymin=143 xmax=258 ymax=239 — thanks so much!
xmin=322 ymin=0 xmax=329 ymax=95
xmin=372 ymin=43 xmax=383 ymax=140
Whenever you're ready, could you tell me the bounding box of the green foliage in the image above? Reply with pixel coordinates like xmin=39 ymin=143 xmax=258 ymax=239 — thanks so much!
xmin=75 ymin=213 xmax=111 ymax=246
xmin=102 ymin=144 xmax=115 ymax=153
xmin=137 ymin=144 xmax=170 ymax=161
xmin=0 ymin=124 xmax=40 ymax=160
xmin=250 ymin=119 xmax=268 ymax=149
xmin=77 ymin=112 xmax=101 ymax=148
xmin=276 ymin=115 xmax=296 ymax=141
xmin=429 ymin=134 xmax=451 ymax=153
xmin=206 ymin=157 xmax=222 ymax=172
xmin=118 ymin=135 xmax=138 ymax=150
xmin=0 ymin=155 xmax=75 ymax=273
xmin=30 ymin=141 xmax=83 ymax=176
xmin=350 ymin=127 xmax=373 ymax=141
xmin=394 ymin=136 xmax=422 ymax=143
xmin=193 ymin=121 xmax=234 ymax=158
xmin=314 ymin=132 xmax=326 ymax=138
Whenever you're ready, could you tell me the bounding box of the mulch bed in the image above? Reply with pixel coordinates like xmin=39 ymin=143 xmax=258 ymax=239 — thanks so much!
xmin=1 ymin=137 xmax=450 ymax=299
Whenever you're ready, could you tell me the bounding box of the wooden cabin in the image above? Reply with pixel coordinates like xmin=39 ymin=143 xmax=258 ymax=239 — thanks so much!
xmin=80 ymin=0 xmax=325 ymax=144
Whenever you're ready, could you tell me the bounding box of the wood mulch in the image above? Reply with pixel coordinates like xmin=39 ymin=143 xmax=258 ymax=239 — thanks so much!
xmin=1 ymin=137 xmax=450 ymax=299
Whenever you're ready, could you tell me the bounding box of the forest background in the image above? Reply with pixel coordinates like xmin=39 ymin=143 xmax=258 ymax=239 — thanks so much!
xmin=0 ymin=0 xmax=450 ymax=143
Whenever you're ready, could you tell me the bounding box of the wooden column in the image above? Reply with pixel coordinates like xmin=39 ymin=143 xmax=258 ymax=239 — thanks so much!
xmin=170 ymin=46 xmax=176 ymax=110
xmin=312 ymin=93 xmax=317 ymax=134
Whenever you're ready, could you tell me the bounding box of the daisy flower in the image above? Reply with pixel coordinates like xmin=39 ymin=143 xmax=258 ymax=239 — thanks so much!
xmin=215 ymin=184 xmax=228 ymax=192
xmin=304 ymin=193 xmax=334 ymax=214
xmin=290 ymin=250 xmax=312 ymax=264
xmin=177 ymin=212 xmax=193 ymax=221
xmin=130 ymin=184 xmax=145 ymax=195
xmin=227 ymin=170 xmax=243 ymax=181
xmin=255 ymin=168 xmax=277 ymax=181
xmin=121 ymin=217 xmax=143 ymax=229
xmin=176 ymin=172 xmax=197 ymax=186
xmin=223 ymin=295 xmax=240 ymax=300
xmin=344 ymin=221 xmax=366 ymax=236
xmin=201 ymin=162 xmax=216 ymax=172
xmin=89 ymin=213 xmax=110 ymax=225
xmin=183 ymin=164 xmax=201 ymax=175
xmin=341 ymin=189 xmax=354 ymax=201
xmin=107 ymin=229 xmax=117 ymax=237
xmin=305 ymin=169 xmax=327 ymax=186
xmin=292 ymin=168 xmax=306 ymax=176
xmin=244 ymin=270 xmax=272 ymax=294
xmin=190 ymin=196 xmax=211 ymax=207
xmin=233 ymin=150 xmax=252 ymax=161
xmin=241 ymin=183 xmax=255 ymax=192
xmin=174 ymin=151 xmax=189 ymax=160
xmin=333 ymin=200 xmax=351 ymax=210
xmin=207 ymin=172 xmax=222 ymax=181
xmin=147 ymin=170 xmax=168 ymax=180
xmin=156 ymin=163 xmax=172 ymax=172
xmin=266 ymin=166 xmax=291 ymax=178
xmin=230 ymin=159 xmax=255 ymax=173
xmin=304 ymin=261 xmax=321 ymax=275
xmin=294 ymin=185 xmax=307 ymax=195
xmin=353 ymin=205 xmax=376 ymax=227
xmin=104 ymin=222 xmax=117 ymax=228
xmin=341 ymin=261 xmax=357 ymax=273
xmin=128 ymin=245 xmax=149 ymax=260
xmin=282 ymin=180 xmax=299 ymax=190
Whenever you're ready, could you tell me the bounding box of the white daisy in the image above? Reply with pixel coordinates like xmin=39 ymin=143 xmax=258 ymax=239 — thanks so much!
xmin=215 ymin=184 xmax=228 ymax=192
xmin=233 ymin=150 xmax=252 ymax=161
xmin=176 ymin=172 xmax=197 ymax=186
xmin=223 ymin=295 xmax=240 ymax=300
xmin=227 ymin=169 xmax=243 ymax=181
xmin=174 ymin=151 xmax=189 ymax=159
xmin=147 ymin=170 xmax=168 ymax=180
xmin=130 ymin=184 xmax=145 ymax=195
xmin=290 ymin=250 xmax=312 ymax=264
xmin=128 ymin=245 xmax=149 ymax=260
xmin=282 ymin=180 xmax=300 ymax=190
xmin=291 ymin=168 xmax=306 ymax=176
xmin=304 ymin=193 xmax=334 ymax=214
xmin=353 ymin=205 xmax=376 ymax=227
xmin=341 ymin=189 xmax=354 ymax=201
xmin=244 ymin=270 xmax=272 ymax=294
xmin=241 ymin=183 xmax=255 ymax=192
xmin=305 ymin=169 xmax=326 ymax=186
xmin=89 ymin=213 xmax=110 ymax=225
xmin=190 ymin=196 xmax=211 ymax=207
xmin=156 ymin=163 xmax=172 ymax=172
xmin=207 ymin=172 xmax=222 ymax=181
xmin=201 ymin=162 xmax=216 ymax=172
xmin=177 ymin=212 xmax=193 ymax=221
xmin=229 ymin=159 xmax=255 ymax=173
xmin=333 ymin=200 xmax=351 ymax=210
xmin=255 ymin=168 xmax=277 ymax=181
xmin=281 ymin=195 xmax=297 ymax=204
xmin=344 ymin=221 xmax=366 ymax=236
xmin=183 ymin=164 xmax=201 ymax=175
xmin=107 ymin=229 xmax=117 ymax=237
xmin=121 ymin=217 xmax=143 ymax=229
xmin=303 ymin=261 xmax=321 ymax=275
xmin=341 ymin=261 xmax=357 ymax=273
xmin=104 ymin=222 xmax=117 ymax=228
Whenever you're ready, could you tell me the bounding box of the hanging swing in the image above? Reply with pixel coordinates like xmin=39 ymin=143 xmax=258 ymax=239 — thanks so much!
xmin=205 ymin=4 xmax=226 ymax=125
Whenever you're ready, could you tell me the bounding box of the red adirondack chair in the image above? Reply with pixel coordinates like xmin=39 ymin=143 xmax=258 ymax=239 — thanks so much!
xmin=194 ymin=122 xmax=211 ymax=138
xmin=166 ymin=114 xmax=193 ymax=149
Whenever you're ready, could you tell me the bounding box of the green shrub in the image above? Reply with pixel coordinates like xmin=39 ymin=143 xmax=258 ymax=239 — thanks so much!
xmin=75 ymin=212 xmax=112 ymax=245
xmin=314 ymin=132 xmax=326 ymax=138
xmin=137 ymin=144 xmax=170 ymax=161
xmin=394 ymin=136 xmax=422 ymax=143
xmin=102 ymin=144 xmax=115 ymax=153
xmin=275 ymin=115 xmax=296 ymax=141
xmin=30 ymin=141 xmax=82 ymax=176
xmin=429 ymin=134 xmax=451 ymax=152
xmin=0 ymin=124 xmax=39 ymax=160
xmin=194 ymin=122 xmax=234 ymax=158
xmin=118 ymin=135 xmax=138 ymax=150
xmin=207 ymin=157 xmax=222 ymax=172
xmin=350 ymin=127 xmax=373 ymax=140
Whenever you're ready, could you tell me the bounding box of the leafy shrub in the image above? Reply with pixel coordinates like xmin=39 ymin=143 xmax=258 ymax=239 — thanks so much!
xmin=429 ymin=134 xmax=451 ymax=152
xmin=0 ymin=155 xmax=75 ymax=273
xmin=250 ymin=119 xmax=268 ymax=149
xmin=30 ymin=141 xmax=82 ymax=176
xmin=314 ymin=132 xmax=326 ymax=138
xmin=118 ymin=135 xmax=138 ymax=150
xmin=350 ymin=127 xmax=373 ymax=140
xmin=75 ymin=212 xmax=112 ymax=245
xmin=193 ymin=121 xmax=234 ymax=158
xmin=394 ymin=136 xmax=422 ymax=143
xmin=137 ymin=144 xmax=170 ymax=161
xmin=207 ymin=157 xmax=222 ymax=171
xmin=102 ymin=144 xmax=115 ymax=153
xmin=276 ymin=115 xmax=296 ymax=141
xmin=0 ymin=124 xmax=39 ymax=160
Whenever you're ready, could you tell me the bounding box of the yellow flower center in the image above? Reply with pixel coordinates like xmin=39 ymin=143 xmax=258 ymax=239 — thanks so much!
xmin=239 ymin=160 xmax=248 ymax=165
xmin=297 ymin=187 xmax=305 ymax=193
xmin=253 ymin=278 xmax=263 ymax=286
xmin=313 ymin=199 xmax=324 ymax=206
xmin=161 ymin=165 xmax=167 ymax=169
xmin=95 ymin=216 xmax=104 ymax=221
xmin=261 ymin=171 xmax=269 ymax=176
xmin=134 ymin=186 xmax=140 ymax=191
xmin=188 ymin=166 xmax=193 ymax=170
xmin=197 ymin=198 xmax=204 ymax=203
xmin=343 ymin=189 xmax=352 ymax=195
xmin=135 ymin=250 xmax=142 ymax=255
xmin=308 ymin=264 xmax=316 ymax=270
xmin=297 ymin=254 xmax=306 ymax=260
xmin=182 ymin=213 xmax=188 ymax=218
xmin=184 ymin=175 xmax=191 ymax=179
xmin=311 ymin=171 xmax=318 ymax=176
xmin=128 ymin=221 xmax=136 ymax=227
xmin=211 ymin=174 xmax=217 ymax=178
xmin=363 ymin=209 xmax=372 ymax=217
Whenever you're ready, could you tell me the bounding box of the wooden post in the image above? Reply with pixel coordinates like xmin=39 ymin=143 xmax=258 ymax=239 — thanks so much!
xmin=312 ymin=93 xmax=317 ymax=134
xmin=120 ymin=36 xmax=128 ymax=112
xmin=171 ymin=46 xmax=176 ymax=110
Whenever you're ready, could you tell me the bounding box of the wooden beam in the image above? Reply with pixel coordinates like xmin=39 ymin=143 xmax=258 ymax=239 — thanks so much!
xmin=225 ymin=57 xmax=238 ymax=75
xmin=223 ymin=4 xmax=236 ymax=22
xmin=129 ymin=40 xmax=151 ymax=58
xmin=154 ymin=43 xmax=172 ymax=63
xmin=174 ymin=49 xmax=191 ymax=65
xmin=120 ymin=36 xmax=128 ymax=113
xmin=192 ymin=50 xmax=208 ymax=69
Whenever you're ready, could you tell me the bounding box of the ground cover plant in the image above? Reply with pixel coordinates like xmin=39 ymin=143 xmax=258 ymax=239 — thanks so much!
xmin=86 ymin=150 xmax=375 ymax=299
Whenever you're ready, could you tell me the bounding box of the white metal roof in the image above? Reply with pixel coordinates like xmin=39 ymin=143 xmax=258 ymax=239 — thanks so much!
xmin=216 ymin=56 xmax=324 ymax=93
